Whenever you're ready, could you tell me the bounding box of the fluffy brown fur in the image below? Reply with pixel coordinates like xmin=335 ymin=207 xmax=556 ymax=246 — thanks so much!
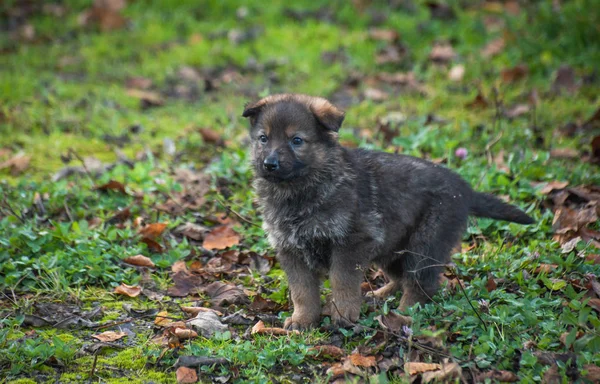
xmin=243 ymin=93 xmax=533 ymax=330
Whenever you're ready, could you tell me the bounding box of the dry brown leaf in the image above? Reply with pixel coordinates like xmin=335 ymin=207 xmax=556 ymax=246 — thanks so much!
xmin=501 ymin=64 xmax=528 ymax=83
xmin=139 ymin=223 xmax=168 ymax=239
xmin=481 ymin=37 xmax=505 ymax=58
xmin=92 ymin=331 xmax=127 ymax=342
xmin=535 ymin=264 xmax=558 ymax=274
xmin=368 ymin=28 xmax=399 ymax=43
xmin=549 ymin=148 xmax=579 ymax=159
xmin=429 ymin=42 xmax=455 ymax=63
xmin=466 ymin=91 xmax=489 ymax=109
xmin=202 ymin=225 xmax=240 ymax=250
xmin=552 ymin=65 xmax=579 ymax=94
xmin=125 ymin=76 xmax=153 ymax=90
xmin=181 ymin=306 xmax=223 ymax=316
xmin=114 ymin=283 xmax=141 ymax=297
xmin=94 ymin=180 xmax=127 ymax=194
xmin=79 ymin=0 xmax=128 ymax=31
xmin=123 ymin=254 xmax=155 ymax=268
xmin=309 ymin=345 xmax=345 ymax=360
xmin=154 ymin=311 xmax=172 ymax=327
xmin=583 ymin=364 xmax=600 ymax=382
xmin=348 ymin=353 xmax=376 ymax=367
xmin=477 ymin=370 xmax=519 ymax=382
xmin=405 ymin=362 xmax=442 ymax=375
xmin=588 ymin=298 xmax=600 ymax=313
xmin=202 ymin=281 xmax=248 ymax=307
xmin=167 ymin=261 xmax=203 ymax=297
xmin=141 ymin=237 xmax=164 ymax=253
xmin=422 ymin=362 xmax=461 ymax=383
xmin=176 ymin=366 xmax=198 ymax=384
xmin=198 ymin=128 xmax=223 ymax=145
xmin=505 ymin=104 xmax=530 ymax=118
xmin=251 ymin=320 xmax=299 ymax=336
xmin=486 ymin=274 xmax=498 ymax=292
xmin=448 ymin=64 xmax=465 ymax=82
xmin=539 ymin=181 xmax=569 ymax=195
xmin=0 ymin=153 xmax=31 ymax=175
xmin=126 ymin=89 xmax=164 ymax=107
xmin=364 ymin=88 xmax=389 ymax=101
xmin=174 ymin=328 xmax=198 ymax=340
xmin=376 ymin=312 xmax=413 ymax=333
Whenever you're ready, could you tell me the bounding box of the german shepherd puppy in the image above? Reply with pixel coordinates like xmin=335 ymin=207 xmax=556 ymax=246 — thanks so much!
xmin=242 ymin=94 xmax=533 ymax=330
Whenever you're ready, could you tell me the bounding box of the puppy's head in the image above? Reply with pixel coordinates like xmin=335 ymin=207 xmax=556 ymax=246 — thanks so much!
xmin=242 ymin=94 xmax=345 ymax=183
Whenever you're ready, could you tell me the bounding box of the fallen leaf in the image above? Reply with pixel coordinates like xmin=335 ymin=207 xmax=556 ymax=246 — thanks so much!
xmin=173 ymin=222 xmax=209 ymax=241
xmin=251 ymin=320 xmax=299 ymax=336
xmin=422 ymin=363 xmax=461 ymax=383
xmin=368 ymin=28 xmax=399 ymax=42
xmin=481 ymin=37 xmax=505 ymax=58
xmin=376 ymin=312 xmax=413 ymax=333
xmin=114 ymin=283 xmax=141 ymax=297
xmin=405 ymin=362 xmax=441 ymax=375
xmin=505 ymin=104 xmax=530 ymax=118
xmin=375 ymin=44 xmax=407 ymax=65
xmin=154 ymin=311 xmax=172 ymax=327
xmin=429 ymin=42 xmax=455 ymax=63
xmin=189 ymin=311 xmax=228 ymax=338
xmin=543 ymin=365 xmax=561 ymax=384
xmin=202 ymin=225 xmax=240 ymax=250
xmin=167 ymin=261 xmax=203 ymax=297
xmin=141 ymin=237 xmax=164 ymax=253
xmin=202 ymin=281 xmax=248 ymax=307
xmin=583 ymin=364 xmax=600 ymax=382
xmin=181 ymin=306 xmax=223 ymax=316
xmin=501 ymin=64 xmax=528 ymax=83
xmin=589 ymin=298 xmax=600 ymax=313
xmin=126 ymin=89 xmax=164 ymax=108
xmin=486 ymin=274 xmax=498 ymax=292
xmin=364 ymin=87 xmax=389 ymax=101
xmin=198 ymin=128 xmax=223 ymax=145
xmin=535 ymin=264 xmax=558 ymax=274
xmin=94 ymin=180 xmax=127 ymax=194
xmin=348 ymin=353 xmax=376 ymax=367
xmin=139 ymin=223 xmax=168 ymax=239
xmin=309 ymin=345 xmax=345 ymax=360
xmin=466 ymin=91 xmax=489 ymax=109
xmin=477 ymin=370 xmax=519 ymax=382
xmin=249 ymin=294 xmax=283 ymax=313
xmin=174 ymin=328 xmax=198 ymax=340
xmin=176 ymin=366 xmax=198 ymax=384
xmin=125 ymin=76 xmax=153 ymax=90
xmin=123 ymin=255 xmax=155 ymax=268
xmin=549 ymin=148 xmax=579 ymax=159
xmin=539 ymin=181 xmax=569 ymax=195
xmin=552 ymin=65 xmax=579 ymax=94
xmin=92 ymin=331 xmax=127 ymax=342
xmin=79 ymin=0 xmax=128 ymax=32
xmin=448 ymin=64 xmax=465 ymax=82
xmin=0 ymin=152 xmax=31 ymax=175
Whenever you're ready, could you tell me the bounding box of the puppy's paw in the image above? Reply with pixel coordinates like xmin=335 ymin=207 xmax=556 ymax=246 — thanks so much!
xmin=283 ymin=313 xmax=319 ymax=331
xmin=329 ymin=300 xmax=361 ymax=327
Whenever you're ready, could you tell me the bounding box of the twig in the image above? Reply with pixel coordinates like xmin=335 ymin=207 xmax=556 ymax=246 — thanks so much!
xmin=450 ymin=266 xmax=488 ymax=332
xmin=68 ymin=148 xmax=96 ymax=187
xmin=88 ymin=352 xmax=98 ymax=381
xmin=484 ymin=132 xmax=503 ymax=167
xmin=63 ymin=201 xmax=74 ymax=223
xmin=1 ymin=197 xmax=25 ymax=223
xmin=214 ymin=195 xmax=262 ymax=228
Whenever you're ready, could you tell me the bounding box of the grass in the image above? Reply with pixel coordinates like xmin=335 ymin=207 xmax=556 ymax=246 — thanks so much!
xmin=1 ymin=0 xmax=600 ymax=382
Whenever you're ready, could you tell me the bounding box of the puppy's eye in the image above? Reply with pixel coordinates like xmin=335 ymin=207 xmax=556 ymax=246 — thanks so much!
xmin=258 ymin=135 xmax=268 ymax=143
xmin=291 ymin=137 xmax=303 ymax=146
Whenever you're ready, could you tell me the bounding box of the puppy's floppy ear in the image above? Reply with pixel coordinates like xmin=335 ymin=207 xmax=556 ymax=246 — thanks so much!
xmin=242 ymin=98 xmax=268 ymax=126
xmin=309 ymin=98 xmax=345 ymax=132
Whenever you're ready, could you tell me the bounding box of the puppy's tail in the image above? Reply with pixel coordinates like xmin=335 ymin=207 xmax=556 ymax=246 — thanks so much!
xmin=469 ymin=192 xmax=534 ymax=224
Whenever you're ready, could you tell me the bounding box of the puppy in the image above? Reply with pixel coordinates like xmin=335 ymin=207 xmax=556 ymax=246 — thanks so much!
xmin=242 ymin=94 xmax=533 ymax=330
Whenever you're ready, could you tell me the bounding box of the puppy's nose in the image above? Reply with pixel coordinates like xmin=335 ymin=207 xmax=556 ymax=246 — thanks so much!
xmin=263 ymin=156 xmax=279 ymax=172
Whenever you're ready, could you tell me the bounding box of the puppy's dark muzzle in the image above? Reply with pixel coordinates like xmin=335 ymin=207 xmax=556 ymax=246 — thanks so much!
xmin=263 ymin=154 xmax=279 ymax=172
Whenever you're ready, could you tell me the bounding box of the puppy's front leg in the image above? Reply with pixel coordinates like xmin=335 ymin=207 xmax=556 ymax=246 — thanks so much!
xmin=278 ymin=251 xmax=321 ymax=330
xmin=329 ymin=249 xmax=364 ymax=327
